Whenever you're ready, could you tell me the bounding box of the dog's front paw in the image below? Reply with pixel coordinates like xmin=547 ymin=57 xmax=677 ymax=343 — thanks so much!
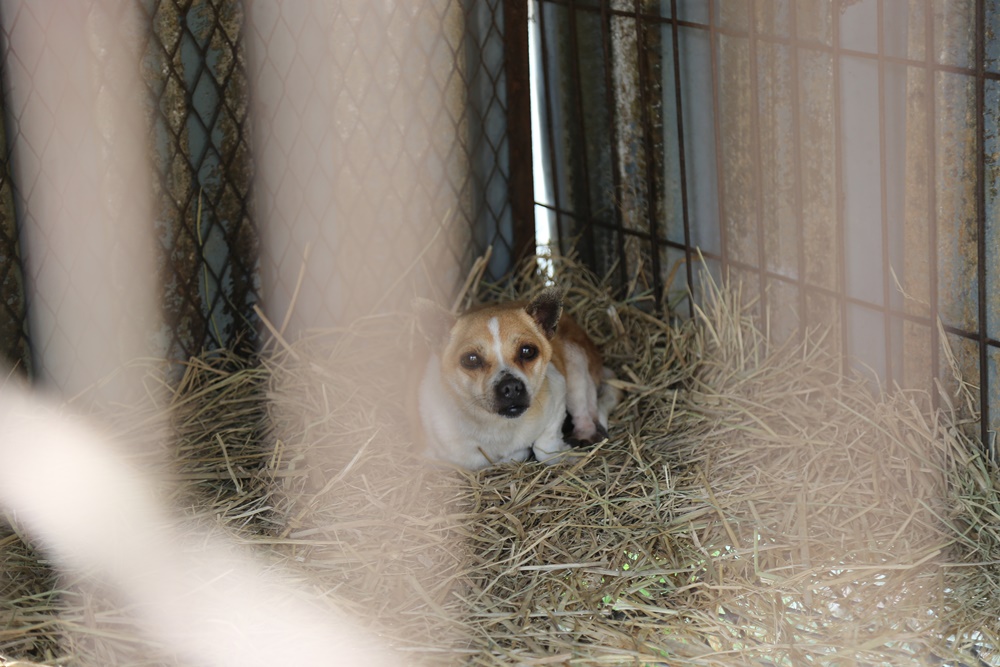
xmin=564 ymin=429 xmax=608 ymax=449
xmin=532 ymin=438 xmax=572 ymax=465
xmin=561 ymin=412 xmax=608 ymax=448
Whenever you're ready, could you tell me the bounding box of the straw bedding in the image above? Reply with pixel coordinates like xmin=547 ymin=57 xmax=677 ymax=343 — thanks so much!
xmin=2 ymin=258 xmax=1000 ymax=666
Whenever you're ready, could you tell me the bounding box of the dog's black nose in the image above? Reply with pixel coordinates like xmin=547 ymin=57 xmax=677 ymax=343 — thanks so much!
xmin=497 ymin=375 xmax=525 ymax=400
xmin=495 ymin=375 xmax=528 ymax=418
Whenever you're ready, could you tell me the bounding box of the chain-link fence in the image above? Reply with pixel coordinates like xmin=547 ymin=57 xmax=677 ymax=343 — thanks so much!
xmin=140 ymin=0 xmax=260 ymax=360
xmin=0 ymin=0 xmax=532 ymax=394
xmin=0 ymin=66 xmax=28 ymax=377
xmin=246 ymin=0 xmax=529 ymax=332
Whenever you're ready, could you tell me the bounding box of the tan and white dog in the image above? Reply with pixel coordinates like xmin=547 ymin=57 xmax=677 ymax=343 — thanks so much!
xmin=415 ymin=289 xmax=619 ymax=470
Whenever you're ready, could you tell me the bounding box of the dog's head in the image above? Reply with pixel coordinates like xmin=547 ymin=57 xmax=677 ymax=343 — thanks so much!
xmin=419 ymin=289 xmax=562 ymax=420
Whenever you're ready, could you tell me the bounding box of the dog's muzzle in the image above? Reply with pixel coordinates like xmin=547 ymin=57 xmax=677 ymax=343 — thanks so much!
xmin=494 ymin=373 xmax=528 ymax=418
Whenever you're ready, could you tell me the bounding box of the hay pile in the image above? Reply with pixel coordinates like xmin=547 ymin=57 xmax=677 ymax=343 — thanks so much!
xmin=2 ymin=257 xmax=1000 ymax=666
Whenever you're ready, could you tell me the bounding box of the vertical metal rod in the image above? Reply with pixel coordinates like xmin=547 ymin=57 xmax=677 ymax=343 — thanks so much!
xmin=975 ymin=0 xmax=991 ymax=449
xmin=599 ymin=0 xmax=630 ymax=293
xmin=787 ymin=0 xmax=808 ymax=337
xmin=876 ymin=0 xmax=895 ymax=388
xmin=633 ymin=0 xmax=664 ymax=305
xmin=832 ymin=2 xmax=850 ymax=373
xmin=746 ymin=0 xmax=768 ymax=318
xmin=927 ymin=0 xmax=941 ymax=411
xmin=564 ymin=0 xmax=597 ymax=269
xmin=708 ymin=0 xmax=730 ymax=274
xmin=535 ymin=1 xmax=566 ymax=255
xmin=668 ymin=0 xmax=695 ymax=318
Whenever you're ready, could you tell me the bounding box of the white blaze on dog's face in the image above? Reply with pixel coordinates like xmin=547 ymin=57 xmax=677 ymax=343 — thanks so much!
xmin=439 ymin=292 xmax=561 ymax=420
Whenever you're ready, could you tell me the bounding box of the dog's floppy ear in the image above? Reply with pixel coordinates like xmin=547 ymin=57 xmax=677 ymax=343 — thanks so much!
xmin=414 ymin=298 xmax=455 ymax=348
xmin=526 ymin=288 xmax=562 ymax=339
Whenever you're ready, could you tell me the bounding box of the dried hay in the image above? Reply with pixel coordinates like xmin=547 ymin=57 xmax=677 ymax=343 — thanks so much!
xmin=2 ymin=256 xmax=1000 ymax=666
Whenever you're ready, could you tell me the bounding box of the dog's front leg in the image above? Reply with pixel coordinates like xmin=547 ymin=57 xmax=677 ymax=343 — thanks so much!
xmin=531 ymin=417 xmax=571 ymax=465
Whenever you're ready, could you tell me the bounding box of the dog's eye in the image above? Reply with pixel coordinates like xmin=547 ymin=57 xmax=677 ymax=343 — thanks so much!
xmin=519 ymin=344 xmax=538 ymax=361
xmin=459 ymin=352 xmax=482 ymax=370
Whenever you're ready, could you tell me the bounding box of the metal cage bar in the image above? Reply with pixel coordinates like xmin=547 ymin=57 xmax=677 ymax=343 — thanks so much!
xmin=746 ymin=0 xmax=767 ymax=321
xmin=926 ymin=0 xmax=941 ymax=412
xmin=633 ymin=0 xmax=663 ymax=305
xmin=831 ymin=4 xmax=850 ymax=376
xmin=876 ymin=0 xmax=894 ymax=387
xmin=667 ymin=0 xmax=694 ymax=318
xmin=974 ymin=0 xmax=991 ymax=450
xmin=787 ymin=0 xmax=807 ymax=340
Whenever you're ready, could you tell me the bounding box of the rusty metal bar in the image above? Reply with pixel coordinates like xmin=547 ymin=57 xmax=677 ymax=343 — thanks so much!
xmin=668 ymin=0 xmax=694 ymax=317
xmin=975 ymin=0 xmax=991 ymax=449
xmin=633 ymin=0 xmax=664 ymax=305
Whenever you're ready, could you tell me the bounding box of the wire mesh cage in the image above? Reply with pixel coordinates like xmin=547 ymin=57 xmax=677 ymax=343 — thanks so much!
xmin=1 ymin=2 xmax=1000 ymax=666
xmin=0 ymin=4 xmax=995 ymax=429
xmin=245 ymin=0 xmax=531 ymax=332
xmin=532 ymin=0 xmax=1000 ymax=449
xmin=0 ymin=75 xmax=28 ymax=377
xmin=140 ymin=0 xmax=260 ymax=361
xmin=0 ymin=0 xmax=533 ymax=393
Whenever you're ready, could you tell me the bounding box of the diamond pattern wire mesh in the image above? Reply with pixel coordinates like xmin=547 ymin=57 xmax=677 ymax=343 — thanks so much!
xmin=0 ymin=61 xmax=29 ymax=377
xmin=0 ymin=2 xmax=159 ymax=392
xmin=0 ymin=0 xmax=259 ymax=374
xmin=140 ymin=0 xmax=259 ymax=361
xmin=468 ymin=0 xmax=518 ymax=281
xmin=246 ymin=1 xmax=466 ymax=326
xmin=246 ymin=0 xmax=524 ymax=330
xmin=0 ymin=0 xmax=526 ymax=374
